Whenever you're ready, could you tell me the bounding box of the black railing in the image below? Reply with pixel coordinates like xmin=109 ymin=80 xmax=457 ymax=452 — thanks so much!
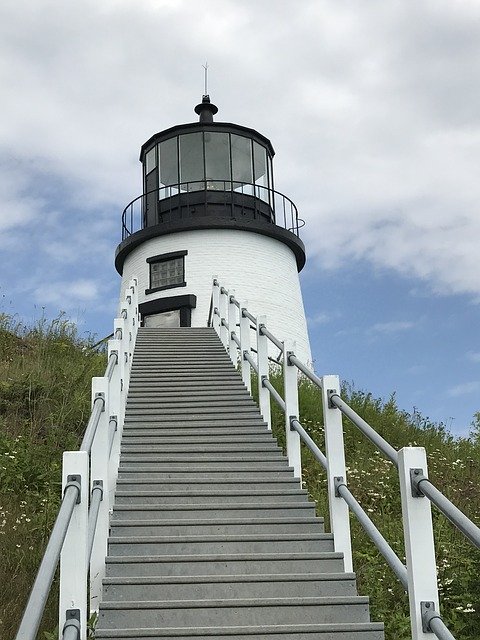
xmin=121 ymin=180 xmax=305 ymax=240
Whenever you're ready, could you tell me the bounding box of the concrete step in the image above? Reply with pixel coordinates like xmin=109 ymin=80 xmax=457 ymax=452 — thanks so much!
xmin=117 ymin=461 xmax=290 ymax=473
xmin=125 ymin=408 xmax=260 ymax=418
xmin=117 ymin=468 xmax=296 ymax=480
xmin=115 ymin=478 xmax=302 ymax=491
xmin=105 ymin=551 xmax=346 ymax=577
xmin=126 ymin=398 xmax=257 ymax=409
xmin=123 ymin=418 xmax=270 ymax=428
xmin=94 ymin=622 xmax=384 ymax=639
xmin=111 ymin=503 xmax=316 ymax=520
xmin=98 ymin=596 xmax=371 ymax=628
xmin=109 ymin=517 xmax=324 ymax=537
xmin=120 ymin=435 xmax=274 ymax=444
xmin=119 ymin=427 xmax=270 ymax=437
xmin=108 ymin=533 xmax=334 ymax=556
xmin=127 ymin=390 xmax=252 ymax=399
xmin=114 ymin=489 xmax=308 ymax=505
xmin=102 ymin=572 xmax=357 ymax=602
xmin=119 ymin=451 xmax=285 ymax=462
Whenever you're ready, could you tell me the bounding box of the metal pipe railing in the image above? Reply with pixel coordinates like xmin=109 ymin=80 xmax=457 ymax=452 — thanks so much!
xmin=288 ymin=354 xmax=324 ymax=388
xmin=262 ymin=377 xmax=286 ymax=411
xmin=413 ymin=473 xmax=480 ymax=549
xmin=335 ymin=479 xmax=408 ymax=589
xmin=291 ymin=418 xmax=327 ymax=468
xmin=79 ymin=396 xmax=105 ymax=453
xmin=242 ymin=308 xmax=257 ymax=325
xmin=329 ymin=392 xmax=399 ymax=466
xmin=108 ymin=417 xmax=118 ymax=456
xmin=105 ymin=351 xmax=118 ymax=381
xmin=259 ymin=324 xmax=284 ymax=352
xmin=243 ymin=350 xmax=258 ymax=374
xmin=15 ymin=483 xmax=80 ymax=640
xmin=87 ymin=482 xmax=103 ymax=562
xmin=231 ymin=332 xmax=241 ymax=348
xmin=427 ymin=612 xmax=456 ymax=640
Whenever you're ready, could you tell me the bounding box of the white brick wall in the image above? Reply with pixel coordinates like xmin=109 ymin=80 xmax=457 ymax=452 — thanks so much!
xmin=119 ymin=228 xmax=312 ymax=363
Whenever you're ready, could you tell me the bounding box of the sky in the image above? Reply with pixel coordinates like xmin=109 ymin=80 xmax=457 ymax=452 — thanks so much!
xmin=1 ymin=0 xmax=480 ymax=437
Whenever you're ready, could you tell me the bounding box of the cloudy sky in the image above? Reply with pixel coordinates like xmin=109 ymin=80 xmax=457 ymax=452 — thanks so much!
xmin=1 ymin=0 xmax=480 ymax=436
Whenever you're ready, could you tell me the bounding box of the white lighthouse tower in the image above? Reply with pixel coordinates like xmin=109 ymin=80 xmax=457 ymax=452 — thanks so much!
xmin=116 ymin=96 xmax=312 ymax=363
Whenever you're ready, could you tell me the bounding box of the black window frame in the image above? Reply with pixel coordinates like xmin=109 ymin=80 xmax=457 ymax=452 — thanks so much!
xmin=145 ymin=250 xmax=187 ymax=294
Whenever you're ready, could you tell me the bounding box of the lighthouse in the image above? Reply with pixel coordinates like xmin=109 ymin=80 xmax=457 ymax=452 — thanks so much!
xmin=115 ymin=96 xmax=312 ymax=363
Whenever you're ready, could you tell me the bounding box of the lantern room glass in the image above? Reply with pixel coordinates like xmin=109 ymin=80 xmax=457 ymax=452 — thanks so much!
xmin=145 ymin=131 xmax=272 ymax=203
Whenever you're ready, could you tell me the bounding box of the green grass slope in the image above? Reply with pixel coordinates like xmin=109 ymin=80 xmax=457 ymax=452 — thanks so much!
xmin=0 ymin=314 xmax=106 ymax=637
xmin=0 ymin=317 xmax=478 ymax=639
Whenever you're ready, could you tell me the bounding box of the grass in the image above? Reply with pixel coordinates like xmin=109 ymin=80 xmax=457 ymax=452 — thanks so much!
xmin=0 ymin=313 xmax=106 ymax=638
xmin=1 ymin=316 xmax=479 ymax=639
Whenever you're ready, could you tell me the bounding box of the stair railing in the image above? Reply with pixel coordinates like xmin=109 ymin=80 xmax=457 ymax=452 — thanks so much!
xmin=210 ymin=278 xmax=480 ymax=640
xmin=15 ymin=278 xmax=140 ymax=640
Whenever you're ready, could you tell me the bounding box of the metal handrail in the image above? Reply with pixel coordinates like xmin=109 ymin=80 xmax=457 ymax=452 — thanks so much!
xmin=328 ymin=392 xmax=399 ymax=466
xmin=16 ymin=482 xmax=80 ymax=640
xmin=105 ymin=351 xmax=118 ymax=381
xmin=412 ymin=472 xmax=480 ymax=549
xmin=87 ymin=482 xmax=103 ymax=562
xmin=290 ymin=418 xmax=408 ymax=588
xmin=243 ymin=350 xmax=258 ymax=374
xmin=262 ymin=377 xmax=286 ymax=411
xmin=242 ymin=308 xmax=257 ymax=325
xmin=80 ymin=396 xmax=105 ymax=453
xmin=259 ymin=324 xmax=284 ymax=352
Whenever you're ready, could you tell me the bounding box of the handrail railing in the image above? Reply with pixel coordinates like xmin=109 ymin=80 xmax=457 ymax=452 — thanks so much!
xmin=15 ymin=481 xmax=81 ymax=640
xmin=16 ymin=278 xmax=140 ymax=640
xmin=121 ymin=181 xmax=305 ymax=240
xmin=211 ymin=277 xmax=480 ymax=640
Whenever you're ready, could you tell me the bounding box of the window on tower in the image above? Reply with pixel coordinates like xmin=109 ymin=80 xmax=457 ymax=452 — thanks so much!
xmin=146 ymin=250 xmax=187 ymax=294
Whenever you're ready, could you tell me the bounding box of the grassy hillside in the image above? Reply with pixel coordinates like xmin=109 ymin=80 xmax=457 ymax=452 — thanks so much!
xmin=0 ymin=315 xmax=478 ymax=639
xmin=0 ymin=314 xmax=106 ymax=637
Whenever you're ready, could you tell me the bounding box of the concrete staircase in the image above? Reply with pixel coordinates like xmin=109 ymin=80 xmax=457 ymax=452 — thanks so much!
xmin=95 ymin=327 xmax=384 ymax=639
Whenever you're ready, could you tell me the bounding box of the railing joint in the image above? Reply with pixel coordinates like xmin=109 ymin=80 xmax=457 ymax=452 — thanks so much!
xmin=94 ymin=392 xmax=106 ymax=411
xmin=63 ymin=609 xmax=80 ymax=639
xmin=410 ymin=468 xmax=425 ymax=497
xmin=92 ymin=479 xmax=104 ymax=500
xmin=288 ymin=415 xmax=298 ymax=431
xmin=421 ymin=601 xmax=440 ymax=633
xmin=334 ymin=475 xmax=346 ymax=498
xmin=327 ymin=389 xmax=338 ymax=409
xmin=65 ymin=475 xmax=82 ymax=504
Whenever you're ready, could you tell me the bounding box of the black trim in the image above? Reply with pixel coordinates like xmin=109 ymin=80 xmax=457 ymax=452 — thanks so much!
xmin=115 ymin=216 xmax=306 ymax=275
xmin=139 ymin=295 xmax=197 ymax=328
xmin=147 ymin=250 xmax=188 ymax=263
xmin=145 ymin=281 xmax=187 ymax=295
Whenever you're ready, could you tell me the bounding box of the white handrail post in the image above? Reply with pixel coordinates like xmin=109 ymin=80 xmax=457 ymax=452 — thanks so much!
xmin=398 ymin=447 xmax=440 ymax=640
xmin=256 ymin=315 xmax=271 ymax=430
xmin=321 ymin=375 xmax=353 ymax=573
xmin=59 ymin=450 xmax=88 ymax=640
xmin=228 ymin=289 xmax=238 ymax=365
xmin=89 ymin=377 xmax=110 ymax=612
xmin=219 ymin=286 xmax=229 ymax=351
xmin=128 ymin=277 xmax=139 ymax=343
xmin=212 ymin=276 xmax=220 ymax=335
xmin=107 ymin=337 xmax=122 ymax=509
xmin=240 ymin=304 xmax=252 ymax=393
xmin=283 ymin=340 xmax=301 ymax=482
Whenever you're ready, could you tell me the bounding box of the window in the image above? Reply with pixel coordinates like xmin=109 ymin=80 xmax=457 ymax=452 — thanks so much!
xmin=146 ymin=250 xmax=187 ymax=294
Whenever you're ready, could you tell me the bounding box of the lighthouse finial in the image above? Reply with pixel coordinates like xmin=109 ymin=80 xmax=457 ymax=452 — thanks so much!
xmin=202 ymin=61 xmax=209 ymax=97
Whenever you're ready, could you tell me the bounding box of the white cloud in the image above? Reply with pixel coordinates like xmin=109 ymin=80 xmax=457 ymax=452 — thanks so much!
xmin=371 ymin=321 xmax=417 ymax=334
xmin=33 ymin=279 xmax=100 ymax=308
xmin=466 ymin=351 xmax=480 ymax=363
xmin=447 ymin=381 xmax=480 ymax=398
xmin=0 ymin=0 xmax=480 ymax=304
